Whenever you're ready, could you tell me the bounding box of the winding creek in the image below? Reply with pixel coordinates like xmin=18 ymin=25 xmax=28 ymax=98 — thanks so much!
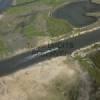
xmin=0 ymin=0 xmax=100 ymax=76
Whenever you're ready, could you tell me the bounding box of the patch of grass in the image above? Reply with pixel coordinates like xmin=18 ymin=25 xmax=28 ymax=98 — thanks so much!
xmin=0 ymin=39 xmax=8 ymax=55
xmin=90 ymin=51 xmax=100 ymax=69
xmin=24 ymin=25 xmax=45 ymax=38
xmin=75 ymin=51 xmax=100 ymax=100
xmin=16 ymin=0 xmax=67 ymax=6
xmin=7 ymin=4 xmax=34 ymax=15
xmin=16 ymin=0 xmax=34 ymax=4
xmin=76 ymin=55 xmax=100 ymax=86
xmin=90 ymin=68 xmax=100 ymax=86
xmin=6 ymin=0 xmax=73 ymax=39
xmin=23 ymin=18 xmax=46 ymax=38
xmin=47 ymin=75 xmax=79 ymax=100
xmin=38 ymin=0 xmax=67 ymax=6
xmin=0 ymin=0 xmax=75 ymax=57
xmin=47 ymin=17 xmax=73 ymax=37
xmin=7 ymin=0 xmax=68 ymax=15
xmin=23 ymin=14 xmax=73 ymax=38
xmin=89 ymin=51 xmax=100 ymax=86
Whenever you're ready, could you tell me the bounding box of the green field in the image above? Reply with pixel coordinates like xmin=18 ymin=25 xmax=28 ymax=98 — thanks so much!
xmin=0 ymin=0 xmax=74 ymax=56
xmin=74 ymin=52 xmax=100 ymax=100
xmin=47 ymin=17 xmax=72 ymax=37
xmin=0 ymin=39 xmax=8 ymax=56
xmin=90 ymin=51 xmax=100 ymax=68
xmin=89 ymin=51 xmax=100 ymax=86
xmin=0 ymin=0 xmax=71 ymax=56
xmin=16 ymin=0 xmax=67 ymax=5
